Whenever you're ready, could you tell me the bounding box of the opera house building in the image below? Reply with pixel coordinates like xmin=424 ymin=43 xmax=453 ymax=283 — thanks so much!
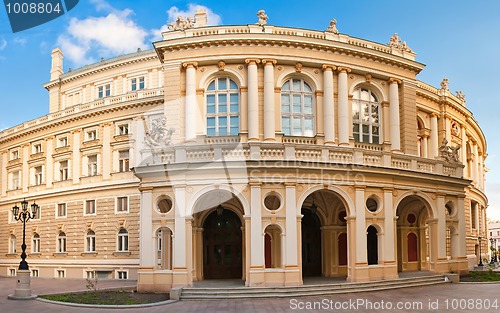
xmin=0 ymin=10 xmax=488 ymax=292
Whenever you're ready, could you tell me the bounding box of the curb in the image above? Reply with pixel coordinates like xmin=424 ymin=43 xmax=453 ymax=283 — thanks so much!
xmin=36 ymin=297 xmax=178 ymax=309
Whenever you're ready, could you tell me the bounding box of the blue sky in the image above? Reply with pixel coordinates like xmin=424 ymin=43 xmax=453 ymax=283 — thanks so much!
xmin=0 ymin=0 xmax=499 ymax=218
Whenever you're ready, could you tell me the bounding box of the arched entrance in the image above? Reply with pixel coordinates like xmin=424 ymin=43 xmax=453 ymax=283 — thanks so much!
xmin=396 ymin=195 xmax=432 ymax=272
xmin=301 ymin=208 xmax=322 ymax=276
xmin=203 ymin=209 xmax=242 ymax=279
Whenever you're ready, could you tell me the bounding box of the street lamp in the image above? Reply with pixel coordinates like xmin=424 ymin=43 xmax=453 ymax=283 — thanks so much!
xmin=8 ymin=199 xmax=38 ymax=300
xmin=478 ymin=236 xmax=484 ymax=267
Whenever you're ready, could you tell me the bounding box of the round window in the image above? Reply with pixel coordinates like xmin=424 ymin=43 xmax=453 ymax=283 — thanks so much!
xmin=264 ymin=194 xmax=281 ymax=211
xmin=366 ymin=198 xmax=378 ymax=212
xmin=157 ymin=197 xmax=173 ymax=214
xmin=407 ymin=213 xmax=416 ymax=224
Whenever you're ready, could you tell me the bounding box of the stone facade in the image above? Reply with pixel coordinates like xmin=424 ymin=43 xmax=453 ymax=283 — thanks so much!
xmin=0 ymin=11 xmax=487 ymax=291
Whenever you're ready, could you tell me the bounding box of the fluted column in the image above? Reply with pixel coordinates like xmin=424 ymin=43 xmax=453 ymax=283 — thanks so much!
xmin=263 ymin=59 xmax=277 ymax=141
xmin=337 ymin=67 xmax=351 ymax=146
xmin=246 ymin=59 xmax=260 ymax=141
xmin=323 ymin=65 xmax=336 ymax=144
xmin=430 ymin=113 xmax=439 ymax=158
xmin=183 ymin=62 xmax=198 ymax=143
xmin=388 ymin=78 xmax=402 ymax=152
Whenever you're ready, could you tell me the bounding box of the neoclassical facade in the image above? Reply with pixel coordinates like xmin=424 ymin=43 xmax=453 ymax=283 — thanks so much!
xmin=0 ymin=11 xmax=488 ymax=292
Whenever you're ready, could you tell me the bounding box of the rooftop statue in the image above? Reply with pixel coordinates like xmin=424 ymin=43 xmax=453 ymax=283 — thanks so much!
xmin=440 ymin=78 xmax=449 ymax=91
xmin=387 ymin=33 xmax=413 ymax=53
xmin=256 ymin=10 xmax=268 ymax=26
xmin=168 ymin=16 xmax=195 ymax=31
xmin=456 ymin=90 xmax=466 ymax=102
xmin=326 ymin=19 xmax=339 ymax=34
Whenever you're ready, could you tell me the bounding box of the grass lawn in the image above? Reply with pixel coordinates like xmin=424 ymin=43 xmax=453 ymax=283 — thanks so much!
xmin=461 ymin=269 xmax=500 ymax=282
xmin=41 ymin=290 xmax=169 ymax=305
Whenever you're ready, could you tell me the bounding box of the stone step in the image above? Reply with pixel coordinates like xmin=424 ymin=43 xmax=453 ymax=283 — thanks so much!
xmin=180 ymin=275 xmax=449 ymax=300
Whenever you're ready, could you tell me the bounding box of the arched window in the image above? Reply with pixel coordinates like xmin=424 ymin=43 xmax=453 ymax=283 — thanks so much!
xmin=367 ymin=225 xmax=378 ymax=265
xmin=86 ymin=230 xmax=96 ymax=253
xmin=206 ymin=77 xmax=239 ymax=136
xmin=57 ymin=232 xmax=66 ymax=253
xmin=156 ymin=228 xmax=172 ymax=270
xmin=9 ymin=235 xmax=16 ymax=254
xmin=352 ymin=88 xmax=380 ymax=144
xmin=117 ymin=228 xmax=129 ymax=252
xmin=281 ymin=78 xmax=314 ymax=137
xmin=32 ymin=233 xmax=40 ymax=253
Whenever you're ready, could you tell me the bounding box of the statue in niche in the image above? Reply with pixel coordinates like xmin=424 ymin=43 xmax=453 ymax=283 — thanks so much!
xmin=438 ymin=138 xmax=461 ymax=163
xmin=326 ymin=19 xmax=339 ymax=34
xmin=256 ymin=10 xmax=268 ymax=26
xmin=145 ymin=116 xmax=175 ymax=147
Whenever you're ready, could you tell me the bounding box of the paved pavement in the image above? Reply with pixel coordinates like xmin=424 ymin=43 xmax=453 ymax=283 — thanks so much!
xmin=1 ymin=276 xmax=500 ymax=312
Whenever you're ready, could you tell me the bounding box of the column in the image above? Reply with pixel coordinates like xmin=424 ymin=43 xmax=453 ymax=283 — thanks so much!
xmin=323 ymin=65 xmax=336 ymax=144
xmin=478 ymin=153 xmax=484 ymax=190
xmin=430 ymin=113 xmax=439 ymax=158
xmin=457 ymin=196 xmax=466 ymax=258
xmin=263 ymin=59 xmax=276 ymax=141
xmin=45 ymin=137 xmax=53 ymax=188
xmin=183 ymin=62 xmax=198 ymax=143
xmin=1 ymin=152 xmax=7 ymax=196
xmin=422 ymin=135 xmax=429 ymax=158
xmin=383 ymin=188 xmax=395 ymax=263
xmin=355 ymin=187 xmax=366 ymax=264
xmin=388 ymin=78 xmax=402 ymax=152
xmin=102 ymin=123 xmax=111 ymax=180
xmin=250 ymin=183 xmax=263 ymax=267
xmin=285 ymin=183 xmax=298 ymax=266
xmin=337 ymin=67 xmax=351 ymax=145
xmin=472 ymin=143 xmax=479 ymax=184
xmin=445 ymin=116 xmax=452 ymax=144
xmin=139 ymin=188 xmax=154 ymax=267
xmin=173 ymin=186 xmax=187 ymax=269
xmin=461 ymin=124 xmax=467 ymax=175
xmin=436 ymin=194 xmax=447 ymax=260
xmin=246 ymin=59 xmax=260 ymax=141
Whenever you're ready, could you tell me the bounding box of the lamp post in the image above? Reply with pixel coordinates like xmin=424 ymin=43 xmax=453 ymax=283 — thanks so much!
xmin=478 ymin=236 xmax=484 ymax=267
xmin=8 ymin=199 xmax=38 ymax=300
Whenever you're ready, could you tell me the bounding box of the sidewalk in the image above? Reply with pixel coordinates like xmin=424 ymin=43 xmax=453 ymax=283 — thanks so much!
xmin=1 ymin=276 xmax=500 ymax=312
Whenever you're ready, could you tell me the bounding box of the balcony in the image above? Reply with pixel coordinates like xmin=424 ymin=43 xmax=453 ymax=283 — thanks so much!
xmin=140 ymin=142 xmax=464 ymax=179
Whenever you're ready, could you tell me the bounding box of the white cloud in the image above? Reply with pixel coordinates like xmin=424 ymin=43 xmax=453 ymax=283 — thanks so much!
xmin=0 ymin=38 xmax=7 ymax=50
xmin=14 ymin=37 xmax=27 ymax=46
xmin=57 ymin=1 xmax=149 ymax=67
xmin=150 ymin=4 xmax=222 ymax=41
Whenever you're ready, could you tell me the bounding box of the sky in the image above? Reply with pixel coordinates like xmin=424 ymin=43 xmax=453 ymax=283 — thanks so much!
xmin=0 ymin=0 xmax=499 ymax=218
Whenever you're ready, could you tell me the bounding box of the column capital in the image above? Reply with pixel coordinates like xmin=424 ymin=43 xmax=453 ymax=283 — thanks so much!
xmin=182 ymin=61 xmax=198 ymax=69
xmin=138 ymin=186 xmax=154 ymax=192
xmin=430 ymin=112 xmax=440 ymax=118
xmin=322 ymin=64 xmax=336 ymax=71
xmin=337 ymin=66 xmax=351 ymax=74
xmin=388 ymin=77 xmax=402 ymax=85
xmin=245 ymin=58 xmax=261 ymax=65
xmin=262 ymin=58 xmax=277 ymax=65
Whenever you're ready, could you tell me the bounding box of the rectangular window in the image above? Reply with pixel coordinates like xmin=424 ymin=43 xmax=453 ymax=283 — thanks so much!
xmin=56 ymin=270 xmax=65 ymax=278
xmin=31 ymin=269 xmax=39 ymax=277
xmin=33 ymin=143 xmax=42 ymax=155
xmin=11 ymin=171 xmax=20 ymax=190
xmin=471 ymin=203 xmax=477 ymax=230
xmin=9 ymin=269 xmax=16 ymax=276
xmin=118 ymin=150 xmax=129 ymax=172
xmin=32 ymin=235 xmax=40 ymax=253
xmin=9 ymin=236 xmax=16 ymax=254
xmin=58 ymin=136 xmax=68 ymax=148
xmin=118 ymin=124 xmax=129 ymax=135
xmin=57 ymin=203 xmax=67 ymax=218
xmin=10 ymin=150 xmax=19 ymax=160
xmin=59 ymin=160 xmax=69 ymax=181
xmin=34 ymin=166 xmax=43 ymax=185
xmin=86 ymin=130 xmax=97 ymax=141
xmin=131 ymin=77 xmax=145 ymax=91
xmin=98 ymin=84 xmax=111 ymax=98
xmin=86 ymin=270 xmax=96 ymax=279
xmin=88 ymin=155 xmax=98 ymax=176
xmin=117 ymin=271 xmax=128 ymax=280
xmin=117 ymin=197 xmax=128 ymax=212
xmin=85 ymin=200 xmax=96 ymax=215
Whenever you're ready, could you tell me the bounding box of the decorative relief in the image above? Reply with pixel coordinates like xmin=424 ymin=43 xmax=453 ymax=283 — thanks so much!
xmin=365 ymin=74 xmax=372 ymax=83
xmin=295 ymin=62 xmax=303 ymax=73
xmin=438 ymin=138 xmax=461 ymax=163
xmin=387 ymin=33 xmax=413 ymax=53
xmin=217 ymin=61 xmax=226 ymax=71
xmin=237 ymin=65 xmax=244 ymax=70
xmin=314 ymin=70 xmax=319 ymax=74
xmin=168 ymin=16 xmax=195 ymax=31
xmin=256 ymin=10 xmax=268 ymax=26
xmin=144 ymin=116 xmax=175 ymax=148
xmin=451 ymin=121 xmax=460 ymax=137
xmin=326 ymin=18 xmax=339 ymax=34
xmin=277 ymin=66 xmax=283 ymax=71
